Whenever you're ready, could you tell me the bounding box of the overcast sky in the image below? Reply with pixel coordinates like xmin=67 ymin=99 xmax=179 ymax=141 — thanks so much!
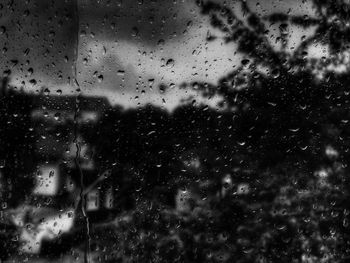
xmin=0 ymin=0 xmax=318 ymax=110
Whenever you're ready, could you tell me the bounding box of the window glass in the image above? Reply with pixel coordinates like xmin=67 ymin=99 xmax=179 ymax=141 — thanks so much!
xmin=1 ymin=0 xmax=350 ymax=262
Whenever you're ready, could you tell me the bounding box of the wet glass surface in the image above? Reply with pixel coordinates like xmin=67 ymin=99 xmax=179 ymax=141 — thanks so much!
xmin=1 ymin=0 xmax=350 ymax=262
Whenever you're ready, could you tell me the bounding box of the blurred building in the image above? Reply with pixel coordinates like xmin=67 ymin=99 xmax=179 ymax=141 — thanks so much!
xmin=30 ymin=89 xmax=115 ymax=214
xmin=0 ymin=78 xmax=115 ymax=218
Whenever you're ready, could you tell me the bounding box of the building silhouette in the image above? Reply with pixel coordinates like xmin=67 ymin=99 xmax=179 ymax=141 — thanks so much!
xmin=0 ymin=77 xmax=117 ymax=220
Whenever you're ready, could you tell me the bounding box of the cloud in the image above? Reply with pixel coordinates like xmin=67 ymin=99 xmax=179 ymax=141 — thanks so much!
xmin=2 ymin=0 xmax=319 ymax=110
xmin=0 ymin=0 xmax=78 ymax=88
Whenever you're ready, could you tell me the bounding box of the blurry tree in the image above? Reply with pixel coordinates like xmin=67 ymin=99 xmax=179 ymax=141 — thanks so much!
xmin=181 ymin=0 xmax=350 ymax=261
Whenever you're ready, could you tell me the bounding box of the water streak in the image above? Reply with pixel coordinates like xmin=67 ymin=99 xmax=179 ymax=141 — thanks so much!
xmin=73 ymin=0 xmax=91 ymax=262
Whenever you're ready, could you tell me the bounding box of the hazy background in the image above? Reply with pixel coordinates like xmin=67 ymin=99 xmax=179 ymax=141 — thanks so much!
xmin=0 ymin=0 xmax=318 ymax=110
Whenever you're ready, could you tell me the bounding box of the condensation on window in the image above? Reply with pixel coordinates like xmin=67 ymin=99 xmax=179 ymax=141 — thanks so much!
xmin=1 ymin=0 xmax=350 ymax=262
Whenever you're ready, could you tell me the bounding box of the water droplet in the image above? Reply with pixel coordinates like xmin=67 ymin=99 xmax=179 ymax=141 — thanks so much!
xmin=27 ymin=68 xmax=33 ymax=76
xmin=54 ymin=112 xmax=61 ymax=121
xmin=166 ymin=59 xmax=175 ymax=68
xmin=241 ymin=59 xmax=250 ymax=66
xmin=44 ymin=88 xmax=50 ymax=96
xmin=271 ymin=68 xmax=280 ymax=78
xmin=131 ymin=27 xmax=138 ymax=37
xmin=0 ymin=26 xmax=6 ymax=35
xmin=117 ymin=70 xmax=125 ymax=76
